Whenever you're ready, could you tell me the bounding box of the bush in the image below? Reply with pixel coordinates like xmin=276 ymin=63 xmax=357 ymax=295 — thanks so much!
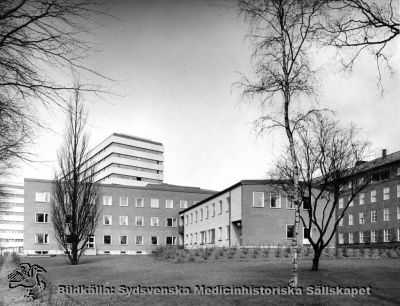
xmin=263 ymin=246 xmax=270 ymax=258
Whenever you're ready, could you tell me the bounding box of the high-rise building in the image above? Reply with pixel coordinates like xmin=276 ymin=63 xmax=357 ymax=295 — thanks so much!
xmin=87 ymin=133 xmax=164 ymax=186
xmin=0 ymin=183 xmax=24 ymax=253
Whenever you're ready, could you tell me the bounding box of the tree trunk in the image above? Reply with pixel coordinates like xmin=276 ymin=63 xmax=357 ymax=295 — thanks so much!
xmin=71 ymin=240 xmax=78 ymax=265
xmin=312 ymin=251 xmax=321 ymax=271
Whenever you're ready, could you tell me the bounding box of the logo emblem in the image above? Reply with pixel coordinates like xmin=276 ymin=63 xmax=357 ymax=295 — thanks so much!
xmin=8 ymin=263 xmax=47 ymax=300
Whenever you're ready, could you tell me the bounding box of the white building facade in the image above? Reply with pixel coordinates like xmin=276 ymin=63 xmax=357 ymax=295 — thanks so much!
xmin=87 ymin=133 xmax=164 ymax=186
xmin=0 ymin=183 xmax=24 ymax=253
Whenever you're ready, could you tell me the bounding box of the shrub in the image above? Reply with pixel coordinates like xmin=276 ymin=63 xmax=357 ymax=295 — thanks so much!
xmin=263 ymin=246 xmax=270 ymax=258
xmin=242 ymin=247 xmax=249 ymax=255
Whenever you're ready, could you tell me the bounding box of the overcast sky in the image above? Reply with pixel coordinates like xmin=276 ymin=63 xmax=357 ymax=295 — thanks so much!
xmin=7 ymin=0 xmax=400 ymax=191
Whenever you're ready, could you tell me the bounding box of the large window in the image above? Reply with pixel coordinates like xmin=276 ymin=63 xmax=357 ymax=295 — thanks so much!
xmin=103 ymin=235 xmax=111 ymax=245
xmin=253 ymin=192 xmax=264 ymax=207
xmin=103 ymin=215 xmax=112 ymax=225
xmin=150 ymin=217 xmax=159 ymax=227
xmin=135 ymin=198 xmax=144 ymax=207
xmin=371 ymin=210 xmax=377 ymax=222
xmin=371 ymin=190 xmax=377 ymax=203
xmin=151 ymin=236 xmax=158 ymax=245
xmin=371 ymin=230 xmax=377 ymax=243
xmin=383 ymin=187 xmax=390 ymax=200
xmin=359 ymin=212 xmax=364 ymax=224
xmin=35 ymin=213 xmax=49 ymax=223
xmin=35 ymin=192 xmax=50 ymax=202
xmin=348 ymin=214 xmax=354 ymax=225
xmin=302 ymin=197 xmax=311 ymax=210
xmin=359 ymin=232 xmax=364 ymax=243
xmin=150 ymin=199 xmax=159 ymax=208
xmin=35 ymin=234 xmax=49 ymax=244
xmin=359 ymin=193 xmax=365 ymax=205
xmin=348 ymin=233 xmax=354 ymax=244
xmin=120 ymin=197 xmax=128 ymax=206
xmin=383 ymin=208 xmax=390 ymax=221
xmin=103 ymin=196 xmax=112 ymax=206
xmin=135 ymin=216 xmax=144 ymax=226
xmin=338 ymin=233 xmax=344 ymax=244
xmin=166 ymin=218 xmax=177 ymax=227
xmin=135 ymin=236 xmax=143 ymax=245
xmin=166 ymin=236 xmax=176 ymax=245
xmin=286 ymin=224 xmax=294 ymax=239
xmin=286 ymin=196 xmax=295 ymax=209
xmin=338 ymin=198 xmax=344 ymax=209
xmin=270 ymin=193 xmax=280 ymax=208
xmin=383 ymin=229 xmax=390 ymax=242
xmin=165 ymin=199 xmax=173 ymax=209
xmin=119 ymin=216 xmax=128 ymax=226
xmin=120 ymin=235 xmax=128 ymax=245
xmin=180 ymin=200 xmax=188 ymax=209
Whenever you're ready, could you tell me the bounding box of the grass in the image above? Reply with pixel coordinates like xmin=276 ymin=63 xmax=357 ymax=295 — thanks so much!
xmin=1 ymin=255 xmax=399 ymax=305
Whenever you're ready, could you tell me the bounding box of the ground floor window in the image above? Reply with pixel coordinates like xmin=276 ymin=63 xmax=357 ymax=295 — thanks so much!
xmin=359 ymin=232 xmax=364 ymax=243
xmin=371 ymin=230 xmax=377 ymax=243
xmin=151 ymin=236 xmax=158 ymax=245
xmin=103 ymin=235 xmax=111 ymax=245
xmin=338 ymin=233 xmax=344 ymax=244
xmin=286 ymin=224 xmax=294 ymax=239
xmin=136 ymin=236 xmax=143 ymax=245
xmin=166 ymin=236 xmax=176 ymax=245
xmin=348 ymin=232 xmax=354 ymax=244
xmin=383 ymin=229 xmax=390 ymax=242
xmin=87 ymin=236 xmax=95 ymax=248
xmin=120 ymin=235 xmax=128 ymax=245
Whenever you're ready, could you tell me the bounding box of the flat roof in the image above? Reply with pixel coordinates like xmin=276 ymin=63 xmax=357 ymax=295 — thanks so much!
xmin=24 ymin=178 xmax=216 ymax=195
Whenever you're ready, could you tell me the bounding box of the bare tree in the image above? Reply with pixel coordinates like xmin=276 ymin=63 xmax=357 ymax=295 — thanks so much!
xmin=238 ymin=0 xmax=327 ymax=287
xmin=51 ymin=87 xmax=101 ymax=265
xmin=271 ymin=114 xmax=371 ymax=271
xmin=0 ymin=0 xmax=108 ymax=173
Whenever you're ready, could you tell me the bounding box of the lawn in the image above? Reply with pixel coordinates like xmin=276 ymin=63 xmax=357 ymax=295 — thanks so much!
xmin=1 ymin=255 xmax=399 ymax=305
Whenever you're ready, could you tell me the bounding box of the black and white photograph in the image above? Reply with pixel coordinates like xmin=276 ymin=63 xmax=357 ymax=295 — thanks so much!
xmin=0 ymin=0 xmax=399 ymax=305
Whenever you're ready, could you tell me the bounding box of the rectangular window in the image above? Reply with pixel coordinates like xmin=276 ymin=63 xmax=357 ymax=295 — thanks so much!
xmin=338 ymin=198 xmax=344 ymax=209
xmin=185 ymin=215 xmax=188 ymax=226
xmin=35 ymin=213 xmax=49 ymax=223
xmin=397 ymin=185 xmax=400 ymax=198
xmin=120 ymin=197 xmax=128 ymax=206
xmin=35 ymin=192 xmax=50 ymax=202
xmin=359 ymin=232 xmax=364 ymax=243
xmin=150 ymin=199 xmax=159 ymax=208
xmin=371 ymin=230 xmax=377 ymax=243
xmin=103 ymin=196 xmax=112 ymax=206
xmin=166 ymin=236 xmax=176 ymax=245
xmin=348 ymin=213 xmax=354 ymax=225
xmin=349 ymin=199 xmax=353 ymax=207
xmin=286 ymin=196 xmax=295 ymax=209
xmin=87 ymin=236 xmax=95 ymax=248
xmin=339 ymin=218 xmax=343 ymax=226
xmin=303 ymin=227 xmax=310 ymax=244
xmin=200 ymin=208 xmax=203 ymax=221
xmin=195 ymin=233 xmax=198 ymax=243
xmin=35 ymin=234 xmax=49 ymax=244
xmin=226 ymin=225 xmax=230 ymax=240
xmin=166 ymin=218 xmax=177 ymax=227
xmin=359 ymin=212 xmax=364 ymax=224
xmin=135 ymin=236 xmax=143 ymax=245
xmin=103 ymin=235 xmax=111 ymax=245
xmin=165 ymin=199 xmax=173 ymax=209
xmin=218 ymin=227 xmax=223 ymax=241
xmin=397 ymin=207 xmax=400 ymax=219
xmin=348 ymin=181 xmax=352 ymax=189
xmin=120 ymin=235 xmax=127 ymax=245
xmin=135 ymin=216 xmax=144 ymax=226
xmin=180 ymin=200 xmax=188 ymax=209
xmin=211 ymin=203 xmax=215 ymax=217
xmin=194 ymin=211 xmax=198 ymax=222
xmin=302 ymin=196 xmax=311 ymax=210
xmin=150 ymin=217 xmax=159 ymax=227
xmin=383 ymin=208 xmax=390 ymax=221
xmin=226 ymin=197 xmax=230 ymax=212
xmin=190 ymin=213 xmax=193 ymax=224
xmin=383 ymin=187 xmax=390 ymax=200
xmin=397 ymin=168 xmax=400 ymax=176
xmin=338 ymin=233 xmax=344 ymax=244
xmin=253 ymin=192 xmax=264 ymax=207
xmin=384 ymin=229 xmax=390 ymax=242
xmin=205 ymin=206 xmax=209 ymax=219
xmin=371 ymin=190 xmax=377 ymax=203
xmin=219 ymin=200 xmax=223 ymax=214
xmin=270 ymin=193 xmax=280 ymax=208
xmin=371 ymin=210 xmax=377 ymax=222
xmin=286 ymin=224 xmax=294 ymax=239
xmin=103 ymin=215 xmax=112 ymax=225
xmin=135 ymin=198 xmax=144 ymax=207
xmin=119 ymin=216 xmax=128 ymax=226
xmin=359 ymin=193 xmax=365 ymax=205
xmin=348 ymin=233 xmax=353 ymax=244
xmin=151 ymin=236 xmax=158 ymax=245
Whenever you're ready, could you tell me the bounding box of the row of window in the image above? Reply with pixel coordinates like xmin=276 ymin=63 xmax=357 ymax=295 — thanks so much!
xmin=339 ymin=185 xmax=400 ymax=208
xmin=345 ymin=168 xmax=400 ymax=189
xmin=185 ymin=226 xmax=230 ymax=245
xmin=184 ymin=198 xmax=230 ymax=226
xmin=35 ymin=192 xmax=193 ymax=209
xmin=338 ymin=228 xmax=400 ymax=244
xmin=253 ymin=193 xmax=296 ymax=209
xmin=339 ymin=207 xmax=400 ymax=226
xmin=103 ymin=215 xmax=177 ymax=227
